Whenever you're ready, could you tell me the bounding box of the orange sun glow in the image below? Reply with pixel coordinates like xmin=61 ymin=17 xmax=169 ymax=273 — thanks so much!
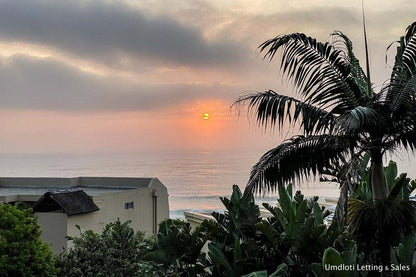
xmin=202 ymin=113 xmax=210 ymax=120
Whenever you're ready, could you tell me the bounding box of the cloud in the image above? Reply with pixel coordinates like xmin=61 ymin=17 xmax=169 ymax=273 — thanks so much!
xmin=0 ymin=0 xmax=248 ymax=69
xmin=0 ymin=0 xmax=412 ymax=112
xmin=0 ymin=55 xmax=241 ymax=111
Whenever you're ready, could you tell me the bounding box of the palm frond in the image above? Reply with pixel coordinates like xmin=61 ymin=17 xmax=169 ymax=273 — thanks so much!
xmin=334 ymin=106 xmax=385 ymax=134
xmin=385 ymin=106 xmax=416 ymax=151
xmin=390 ymin=124 xmax=416 ymax=151
xmin=403 ymin=22 xmax=416 ymax=74
xmin=384 ymin=75 xmax=416 ymax=116
xmin=348 ymin=198 xmax=416 ymax=242
xmin=232 ymin=90 xmax=335 ymax=134
xmin=331 ymin=31 xmax=371 ymax=101
xmin=384 ymin=22 xmax=416 ymax=114
xmin=260 ymin=33 xmax=363 ymax=113
xmin=321 ymin=151 xmax=369 ymax=227
xmin=247 ymin=135 xmax=354 ymax=193
xmin=321 ymin=151 xmax=369 ymax=185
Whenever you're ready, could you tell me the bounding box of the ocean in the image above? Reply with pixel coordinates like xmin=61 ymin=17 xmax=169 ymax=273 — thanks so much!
xmin=0 ymin=150 xmax=368 ymax=218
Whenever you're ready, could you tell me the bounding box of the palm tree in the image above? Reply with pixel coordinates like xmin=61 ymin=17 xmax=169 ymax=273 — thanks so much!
xmin=234 ymin=22 xmax=416 ymax=203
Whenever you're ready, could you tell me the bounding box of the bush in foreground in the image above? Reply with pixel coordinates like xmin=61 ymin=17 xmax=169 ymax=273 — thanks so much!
xmin=145 ymin=185 xmax=352 ymax=276
xmin=0 ymin=203 xmax=56 ymax=276
xmin=55 ymin=220 xmax=157 ymax=277
xmin=146 ymin=183 xmax=416 ymax=276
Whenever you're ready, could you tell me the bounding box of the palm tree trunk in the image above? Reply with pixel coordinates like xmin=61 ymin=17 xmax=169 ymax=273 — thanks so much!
xmin=370 ymin=150 xmax=388 ymax=201
xmin=334 ymin=181 xmax=348 ymax=227
xmin=369 ymin=149 xmax=392 ymax=275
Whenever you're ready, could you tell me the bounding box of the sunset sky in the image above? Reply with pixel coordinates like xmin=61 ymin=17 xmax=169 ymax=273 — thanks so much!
xmin=0 ymin=0 xmax=414 ymax=154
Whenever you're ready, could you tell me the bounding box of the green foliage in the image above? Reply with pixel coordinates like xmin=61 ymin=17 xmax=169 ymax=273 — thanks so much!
xmin=206 ymin=185 xmax=266 ymax=276
xmin=212 ymin=185 xmax=261 ymax=239
xmin=348 ymin=197 xmax=416 ymax=267
xmin=144 ymin=219 xmax=206 ymax=276
xmin=0 ymin=203 xmax=56 ymax=277
xmin=311 ymin=246 xmax=361 ymax=277
xmin=147 ymin=184 xmax=330 ymax=276
xmin=203 ymin=184 xmax=348 ymax=276
xmin=256 ymin=184 xmax=348 ymax=276
xmin=391 ymin=232 xmax=416 ymax=277
xmin=145 ymin=182 xmax=416 ymax=276
xmin=55 ymin=219 xmax=155 ymax=277
xmin=348 ymin=161 xmax=416 ymax=267
xmin=352 ymin=160 xmax=416 ymax=202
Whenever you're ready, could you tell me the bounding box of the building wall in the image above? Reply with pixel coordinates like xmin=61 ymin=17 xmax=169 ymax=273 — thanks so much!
xmin=66 ymin=186 xmax=169 ymax=239
xmin=1 ymin=177 xmax=170 ymax=252
xmin=36 ymin=212 xmax=68 ymax=253
xmin=149 ymin=178 xmax=170 ymax=232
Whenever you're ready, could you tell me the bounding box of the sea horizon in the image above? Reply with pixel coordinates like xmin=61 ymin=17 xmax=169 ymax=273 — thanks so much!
xmin=0 ymin=149 xmax=359 ymax=219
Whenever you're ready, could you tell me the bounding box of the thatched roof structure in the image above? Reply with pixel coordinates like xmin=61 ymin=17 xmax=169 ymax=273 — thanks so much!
xmin=33 ymin=189 xmax=99 ymax=216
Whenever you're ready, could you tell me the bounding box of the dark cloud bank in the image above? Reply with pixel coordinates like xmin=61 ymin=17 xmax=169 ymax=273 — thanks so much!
xmin=0 ymin=0 xmax=252 ymax=112
xmin=0 ymin=0 xmax=246 ymax=68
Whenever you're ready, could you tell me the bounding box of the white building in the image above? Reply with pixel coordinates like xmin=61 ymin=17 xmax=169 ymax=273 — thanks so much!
xmin=0 ymin=177 xmax=169 ymax=252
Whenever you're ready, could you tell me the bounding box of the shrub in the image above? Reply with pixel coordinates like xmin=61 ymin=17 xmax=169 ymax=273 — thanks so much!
xmin=55 ymin=219 xmax=156 ymax=277
xmin=0 ymin=203 xmax=56 ymax=276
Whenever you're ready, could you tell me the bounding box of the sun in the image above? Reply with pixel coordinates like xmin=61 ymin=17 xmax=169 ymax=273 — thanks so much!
xmin=202 ymin=113 xmax=210 ymax=120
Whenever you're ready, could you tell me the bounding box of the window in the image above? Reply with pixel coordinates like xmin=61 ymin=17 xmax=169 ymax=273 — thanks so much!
xmin=125 ymin=202 xmax=134 ymax=210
